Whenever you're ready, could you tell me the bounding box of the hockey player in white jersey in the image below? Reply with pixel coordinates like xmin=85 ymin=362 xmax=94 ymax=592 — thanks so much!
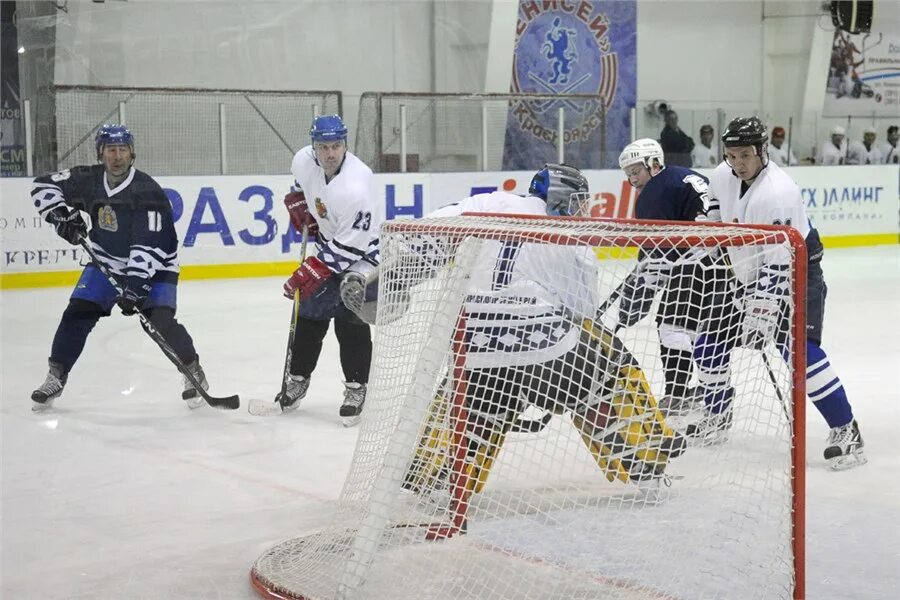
xmin=816 ymin=125 xmax=848 ymax=165
xmin=278 ymin=114 xmax=382 ymax=426
xmin=341 ymin=164 xmax=687 ymax=499
xmin=688 ymin=116 xmax=865 ymax=470
xmin=846 ymin=127 xmax=884 ymax=165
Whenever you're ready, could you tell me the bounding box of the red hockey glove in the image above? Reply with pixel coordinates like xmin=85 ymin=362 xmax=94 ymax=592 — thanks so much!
xmin=283 ymin=191 xmax=318 ymax=237
xmin=283 ymin=256 xmax=332 ymax=300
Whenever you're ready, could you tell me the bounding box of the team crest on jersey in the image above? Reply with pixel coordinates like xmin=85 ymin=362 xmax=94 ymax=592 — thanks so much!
xmin=509 ymin=3 xmax=618 ymax=144
xmin=97 ymin=205 xmax=118 ymax=232
xmin=315 ymin=198 xmax=328 ymax=219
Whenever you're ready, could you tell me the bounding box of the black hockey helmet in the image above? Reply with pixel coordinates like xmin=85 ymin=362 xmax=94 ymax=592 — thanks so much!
xmin=721 ymin=117 xmax=768 ymax=148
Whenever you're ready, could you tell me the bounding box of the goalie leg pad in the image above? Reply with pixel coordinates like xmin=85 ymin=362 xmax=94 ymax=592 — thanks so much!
xmin=574 ymin=321 xmax=686 ymax=484
xmin=404 ymin=373 xmax=516 ymax=497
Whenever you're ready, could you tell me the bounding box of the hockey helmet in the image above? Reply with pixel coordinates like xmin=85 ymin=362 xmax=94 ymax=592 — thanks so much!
xmin=529 ymin=163 xmax=590 ymax=217
xmin=618 ymin=138 xmax=665 ymax=171
xmin=310 ymin=114 xmax=348 ymax=144
xmin=721 ymin=117 xmax=768 ymax=148
xmin=95 ymin=124 xmax=134 ymax=160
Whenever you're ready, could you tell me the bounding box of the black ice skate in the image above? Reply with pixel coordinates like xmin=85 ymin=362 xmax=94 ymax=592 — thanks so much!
xmin=276 ymin=375 xmax=310 ymax=411
xmin=340 ymin=382 xmax=367 ymax=427
xmin=31 ymin=361 xmax=67 ymax=412
xmin=181 ymin=358 xmax=209 ymax=409
xmin=824 ymin=419 xmax=867 ymax=471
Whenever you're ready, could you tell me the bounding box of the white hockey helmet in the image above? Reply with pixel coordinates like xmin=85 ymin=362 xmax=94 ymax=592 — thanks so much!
xmin=618 ymin=138 xmax=665 ymax=171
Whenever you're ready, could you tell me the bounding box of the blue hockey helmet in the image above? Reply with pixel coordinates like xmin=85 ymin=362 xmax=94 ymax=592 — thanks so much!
xmin=310 ymin=114 xmax=348 ymax=144
xmin=529 ymin=163 xmax=590 ymax=217
xmin=95 ymin=124 xmax=134 ymax=159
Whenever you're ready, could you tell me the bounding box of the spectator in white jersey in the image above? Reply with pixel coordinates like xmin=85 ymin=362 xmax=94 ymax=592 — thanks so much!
xmin=767 ymin=126 xmax=798 ymax=167
xmin=816 ymin=125 xmax=848 ymax=165
xmin=690 ymin=124 xmax=718 ymax=168
xmin=277 ymin=114 xmax=383 ymax=426
xmin=846 ymin=127 xmax=883 ymax=165
xmin=878 ymin=125 xmax=898 ymax=165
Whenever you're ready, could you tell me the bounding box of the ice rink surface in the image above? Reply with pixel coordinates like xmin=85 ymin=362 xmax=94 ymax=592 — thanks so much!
xmin=2 ymin=245 xmax=898 ymax=599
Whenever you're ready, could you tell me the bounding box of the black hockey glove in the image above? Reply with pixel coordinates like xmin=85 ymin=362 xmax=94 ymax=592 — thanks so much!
xmin=117 ymin=277 xmax=152 ymax=316
xmin=47 ymin=207 xmax=88 ymax=245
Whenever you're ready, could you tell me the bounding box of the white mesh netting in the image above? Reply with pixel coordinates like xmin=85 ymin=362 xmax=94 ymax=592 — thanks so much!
xmin=251 ymin=215 xmax=805 ymax=600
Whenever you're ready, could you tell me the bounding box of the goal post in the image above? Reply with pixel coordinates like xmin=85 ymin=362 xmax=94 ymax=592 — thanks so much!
xmin=251 ymin=215 xmax=806 ymax=600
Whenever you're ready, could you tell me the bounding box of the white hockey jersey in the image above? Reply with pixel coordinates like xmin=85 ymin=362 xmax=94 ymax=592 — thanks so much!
xmin=767 ymin=143 xmax=798 ymax=167
xmin=427 ymin=191 xmax=599 ymax=368
xmin=846 ymin=141 xmax=884 ymax=165
xmin=878 ymin=142 xmax=898 ymax=165
xmin=690 ymin=144 xmax=719 ymax=168
xmin=707 ymin=161 xmax=811 ymax=287
xmin=290 ymin=146 xmax=383 ymax=273
xmin=817 ymin=140 xmax=847 ymax=166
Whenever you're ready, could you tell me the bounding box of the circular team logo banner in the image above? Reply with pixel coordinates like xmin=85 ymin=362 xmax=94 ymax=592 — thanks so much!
xmin=503 ymin=0 xmax=636 ymax=170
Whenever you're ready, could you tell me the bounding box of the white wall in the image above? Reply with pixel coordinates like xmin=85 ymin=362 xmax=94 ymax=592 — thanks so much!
xmin=35 ymin=0 xmax=894 ymax=160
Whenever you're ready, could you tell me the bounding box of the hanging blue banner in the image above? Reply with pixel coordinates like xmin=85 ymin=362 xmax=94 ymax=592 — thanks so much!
xmin=502 ymin=0 xmax=636 ymax=170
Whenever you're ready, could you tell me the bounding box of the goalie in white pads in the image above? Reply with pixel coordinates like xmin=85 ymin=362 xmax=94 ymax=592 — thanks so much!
xmin=341 ymin=164 xmax=687 ymax=511
xmin=689 ymin=117 xmax=865 ymax=470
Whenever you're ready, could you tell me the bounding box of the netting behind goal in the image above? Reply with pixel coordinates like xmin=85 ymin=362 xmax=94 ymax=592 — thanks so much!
xmin=354 ymin=92 xmax=605 ymax=172
xmin=250 ymin=216 xmax=807 ymax=600
xmin=54 ymin=85 xmax=342 ymax=176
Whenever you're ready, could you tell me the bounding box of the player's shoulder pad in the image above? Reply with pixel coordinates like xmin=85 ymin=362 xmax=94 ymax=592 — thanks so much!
xmin=290 ymin=145 xmax=316 ymax=176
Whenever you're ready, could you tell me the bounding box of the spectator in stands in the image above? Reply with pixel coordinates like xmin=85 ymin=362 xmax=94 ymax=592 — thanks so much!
xmin=879 ymin=125 xmax=898 ymax=165
xmin=817 ymin=126 xmax=848 ymax=165
xmin=767 ymin=126 xmax=798 ymax=167
xmin=690 ymin=124 xmax=718 ymax=168
xmin=846 ymin=127 xmax=883 ymax=165
xmin=659 ymin=110 xmax=695 ymax=167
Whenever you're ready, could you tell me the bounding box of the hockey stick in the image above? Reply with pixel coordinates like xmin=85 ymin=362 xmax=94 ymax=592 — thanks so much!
xmin=248 ymin=225 xmax=309 ymax=417
xmin=761 ymin=351 xmax=792 ymax=426
xmin=80 ymin=240 xmax=240 ymax=410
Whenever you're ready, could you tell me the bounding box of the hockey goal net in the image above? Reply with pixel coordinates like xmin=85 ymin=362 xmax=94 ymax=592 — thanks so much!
xmin=250 ymin=215 xmax=807 ymax=600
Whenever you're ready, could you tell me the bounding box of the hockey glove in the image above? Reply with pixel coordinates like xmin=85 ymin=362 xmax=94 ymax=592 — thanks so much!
xmin=283 ymin=256 xmax=332 ymax=300
xmin=47 ymin=207 xmax=88 ymax=245
xmin=117 ymin=277 xmax=153 ymax=316
xmin=283 ymin=191 xmax=319 ymax=237
xmin=741 ymin=296 xmax=780 ymax=349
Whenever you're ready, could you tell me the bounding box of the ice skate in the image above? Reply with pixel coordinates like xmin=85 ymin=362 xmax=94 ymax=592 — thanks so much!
xmin=657 ymin=388 xmax=698 ymax=419
xmin=686 ymin=408 xmax=733 ymax=445
xmin=31 ymin=361 xmax=67 ymax=412
xmin=340 ymin=382 xmax=366 ymax=427
xmin=824 ymin=419 xmax=866 ymax=471
xmin=181 ymin=358 xmax=209 ymax=409
xmin=275 ymin=375 xmax=310 ymax=411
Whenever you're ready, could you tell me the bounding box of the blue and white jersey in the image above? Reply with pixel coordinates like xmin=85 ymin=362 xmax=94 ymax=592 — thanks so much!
xmin=32 ymin=165 xmax=179 ymax=283
xmin=290 ymin=146 xmax=382 ymax=273
xmin=428 ymin=191 xmax=598 ymax=368
xmin=635 ymin=165 xmax=709 ymax=223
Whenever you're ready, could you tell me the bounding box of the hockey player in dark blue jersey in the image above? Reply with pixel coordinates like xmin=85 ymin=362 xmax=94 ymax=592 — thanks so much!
xmin=30 ymin=124 xmax=210 ymax=411
xmin=617 ymin=138 xmax=712 ymax=416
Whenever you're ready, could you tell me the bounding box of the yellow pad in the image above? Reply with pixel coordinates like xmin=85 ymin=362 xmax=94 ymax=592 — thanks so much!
xmin=576 ymin=319 xmax=680 ymax=484
xmin=404 ymin=392 xmax=508 ymax=496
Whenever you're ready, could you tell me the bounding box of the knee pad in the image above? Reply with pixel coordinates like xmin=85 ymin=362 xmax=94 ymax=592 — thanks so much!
xmin=658 ymin=323 xmax=694 ymax=352
xmin=146 ymin=306 xmax=176 ymax=330
xmin=64 ymin=298 xmax=108 ymax=320
xmin=573 ymin=363 xmax=682 ymax=484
